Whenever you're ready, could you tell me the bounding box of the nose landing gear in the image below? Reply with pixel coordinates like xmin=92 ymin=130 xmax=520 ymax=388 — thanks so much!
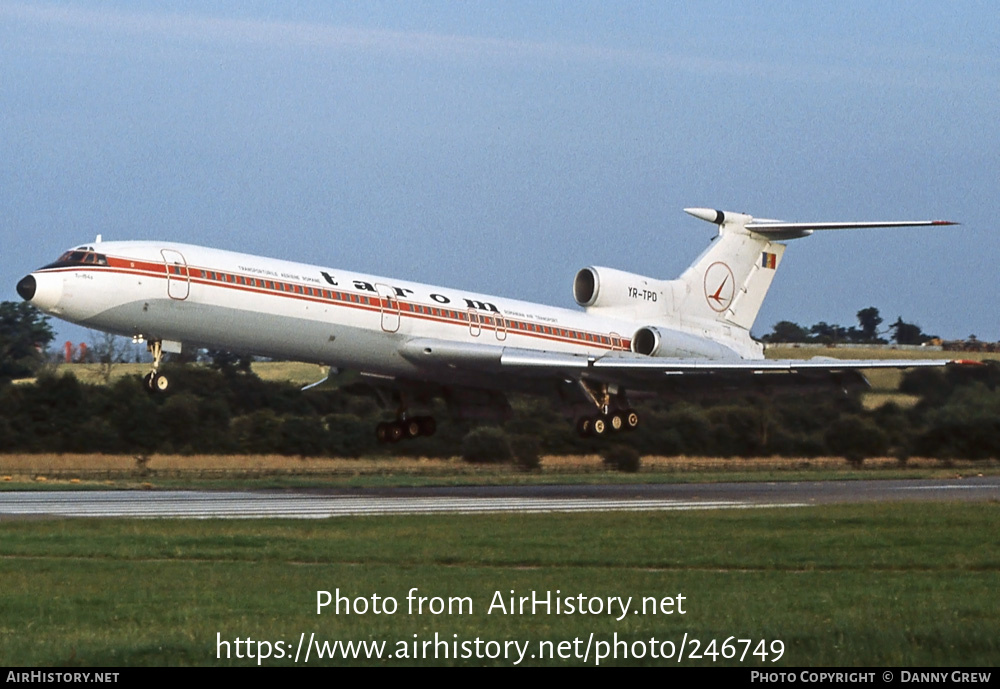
xmin=142 ymin=339 xmax=169 ymax=394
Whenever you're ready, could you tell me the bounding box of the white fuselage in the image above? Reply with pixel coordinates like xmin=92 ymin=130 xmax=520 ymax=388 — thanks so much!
xmin=25 ymin=240 xmax=751 ymax=384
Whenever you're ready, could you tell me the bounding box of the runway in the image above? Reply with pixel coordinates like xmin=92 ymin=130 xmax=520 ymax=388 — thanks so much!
xmin=0 ymin=491 xmax=808 ymax=519
xmin=0 ymin=477 xmax=996 ymax=519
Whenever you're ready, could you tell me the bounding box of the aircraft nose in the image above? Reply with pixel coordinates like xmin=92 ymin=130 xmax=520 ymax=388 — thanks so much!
xmin=17 ymin=272 xmax=63 ymax=314
xmin=16 ymin=275 xmax=36 ymax=301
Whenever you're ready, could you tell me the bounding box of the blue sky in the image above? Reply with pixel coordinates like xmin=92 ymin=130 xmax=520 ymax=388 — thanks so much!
xmin=3 ymin=1 xmax=998 ymax=345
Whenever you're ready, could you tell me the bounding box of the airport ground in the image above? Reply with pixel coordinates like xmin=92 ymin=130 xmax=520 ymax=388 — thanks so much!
xmin=0 ymin=501 xmax=996 ymax=666
xmin=1 ymin=454 xmax=996 ymax=667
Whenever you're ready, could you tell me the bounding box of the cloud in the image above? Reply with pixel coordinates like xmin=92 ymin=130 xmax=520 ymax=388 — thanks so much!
xmin=3 ymin=3 xmax=986 ymax=90
xmin=0 ymin=2 xmax=790 ymax=79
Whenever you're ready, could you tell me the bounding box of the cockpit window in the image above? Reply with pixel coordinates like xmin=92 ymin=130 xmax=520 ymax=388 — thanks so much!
xmin=40 ymin=250 xmax=109 ymax=270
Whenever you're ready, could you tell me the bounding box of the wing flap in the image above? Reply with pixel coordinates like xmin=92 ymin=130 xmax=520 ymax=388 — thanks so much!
xmin=589 ymin=356 xmax=954 ymax=372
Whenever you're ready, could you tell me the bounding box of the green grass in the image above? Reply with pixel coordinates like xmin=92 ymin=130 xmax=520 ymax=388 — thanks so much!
xmin=1 ymin=503 xmax=997 ymax=666
xmin=765 ymin=345 xmax=997 ymax=407
xmin=22 ymin=361 xmax=334 ymax=386
xmin=764 ymin=346 xmax=996 ymax=362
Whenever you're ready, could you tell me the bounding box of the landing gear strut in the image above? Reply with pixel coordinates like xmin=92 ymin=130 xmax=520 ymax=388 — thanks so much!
xmin=143 ymin=339 xmax=169 ymax=394
xmin=574 ymin=381 xmax=639 ymax=438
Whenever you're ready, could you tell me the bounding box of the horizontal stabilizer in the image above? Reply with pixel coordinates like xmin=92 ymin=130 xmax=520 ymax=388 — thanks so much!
xmin=746 ymin=219 xmax=958 ymax=239
xmin=685 ymin=207 xmax=957 ymax=240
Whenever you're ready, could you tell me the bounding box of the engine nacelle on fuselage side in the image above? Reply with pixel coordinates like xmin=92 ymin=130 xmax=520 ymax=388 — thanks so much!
xmin=631 ymin=325 xmax=744 ymax=359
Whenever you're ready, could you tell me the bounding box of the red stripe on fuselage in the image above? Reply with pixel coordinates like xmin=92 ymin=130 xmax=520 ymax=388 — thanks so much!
xmin=37 ymin=260 xmax=632 ymax=352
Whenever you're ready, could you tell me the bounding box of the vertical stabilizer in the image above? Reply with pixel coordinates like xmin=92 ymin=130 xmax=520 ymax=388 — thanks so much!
xmin=674 ymin=209 xmax=785 ymax=332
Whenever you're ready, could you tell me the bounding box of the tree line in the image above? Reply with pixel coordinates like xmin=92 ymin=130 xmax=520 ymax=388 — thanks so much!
xmin=761 ymin=307 xmax=934 ymax=345
xmin=0 ymin=349 xmax=996 ymax=463
xmin=1 ymin=302 xmax=997 ymax=462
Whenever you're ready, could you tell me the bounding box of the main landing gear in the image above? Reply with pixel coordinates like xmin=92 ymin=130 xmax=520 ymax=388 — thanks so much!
xmin=576 ymin=408 xmax=640 ymax=437
xmin=142 ymin=339 xmax=169 ymax=394
xmin=376 ymin=416 xmax=437 ymax=443
xmin=372 ymin=387 xmax=438 ymax=443
xmin=574 ymin=381 xmax=640 ymax=438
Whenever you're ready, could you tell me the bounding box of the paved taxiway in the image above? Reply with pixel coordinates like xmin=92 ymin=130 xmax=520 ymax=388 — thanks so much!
xmin=0 ymin=477 xmax=996 ymax=519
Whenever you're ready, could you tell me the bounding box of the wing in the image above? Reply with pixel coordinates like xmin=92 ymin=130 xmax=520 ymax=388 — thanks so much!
xmin=401 ymin=337 xmax=964 ymax=395
xmin=506 ymin=348 xmax=961 ymax=396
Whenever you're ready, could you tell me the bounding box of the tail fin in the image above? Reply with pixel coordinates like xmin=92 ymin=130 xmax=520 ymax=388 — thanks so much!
xmin=671 ymin=209 xmax=786 ymax=331
xmin=672 ymin=208 xmax=956 ymax=333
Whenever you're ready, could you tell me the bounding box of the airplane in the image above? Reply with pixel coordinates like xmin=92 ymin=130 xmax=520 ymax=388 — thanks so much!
xmin=15 ymin=207 xmax=961 ymax=442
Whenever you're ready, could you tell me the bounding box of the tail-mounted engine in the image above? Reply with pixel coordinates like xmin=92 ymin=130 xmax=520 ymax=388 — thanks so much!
xmin=573 ymin=266 xmax=671 ymax=311
xmin=631 ymin=324 xmax=744 ymax=359
xmin=630 ymin=326 xmax=663 ymax=356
